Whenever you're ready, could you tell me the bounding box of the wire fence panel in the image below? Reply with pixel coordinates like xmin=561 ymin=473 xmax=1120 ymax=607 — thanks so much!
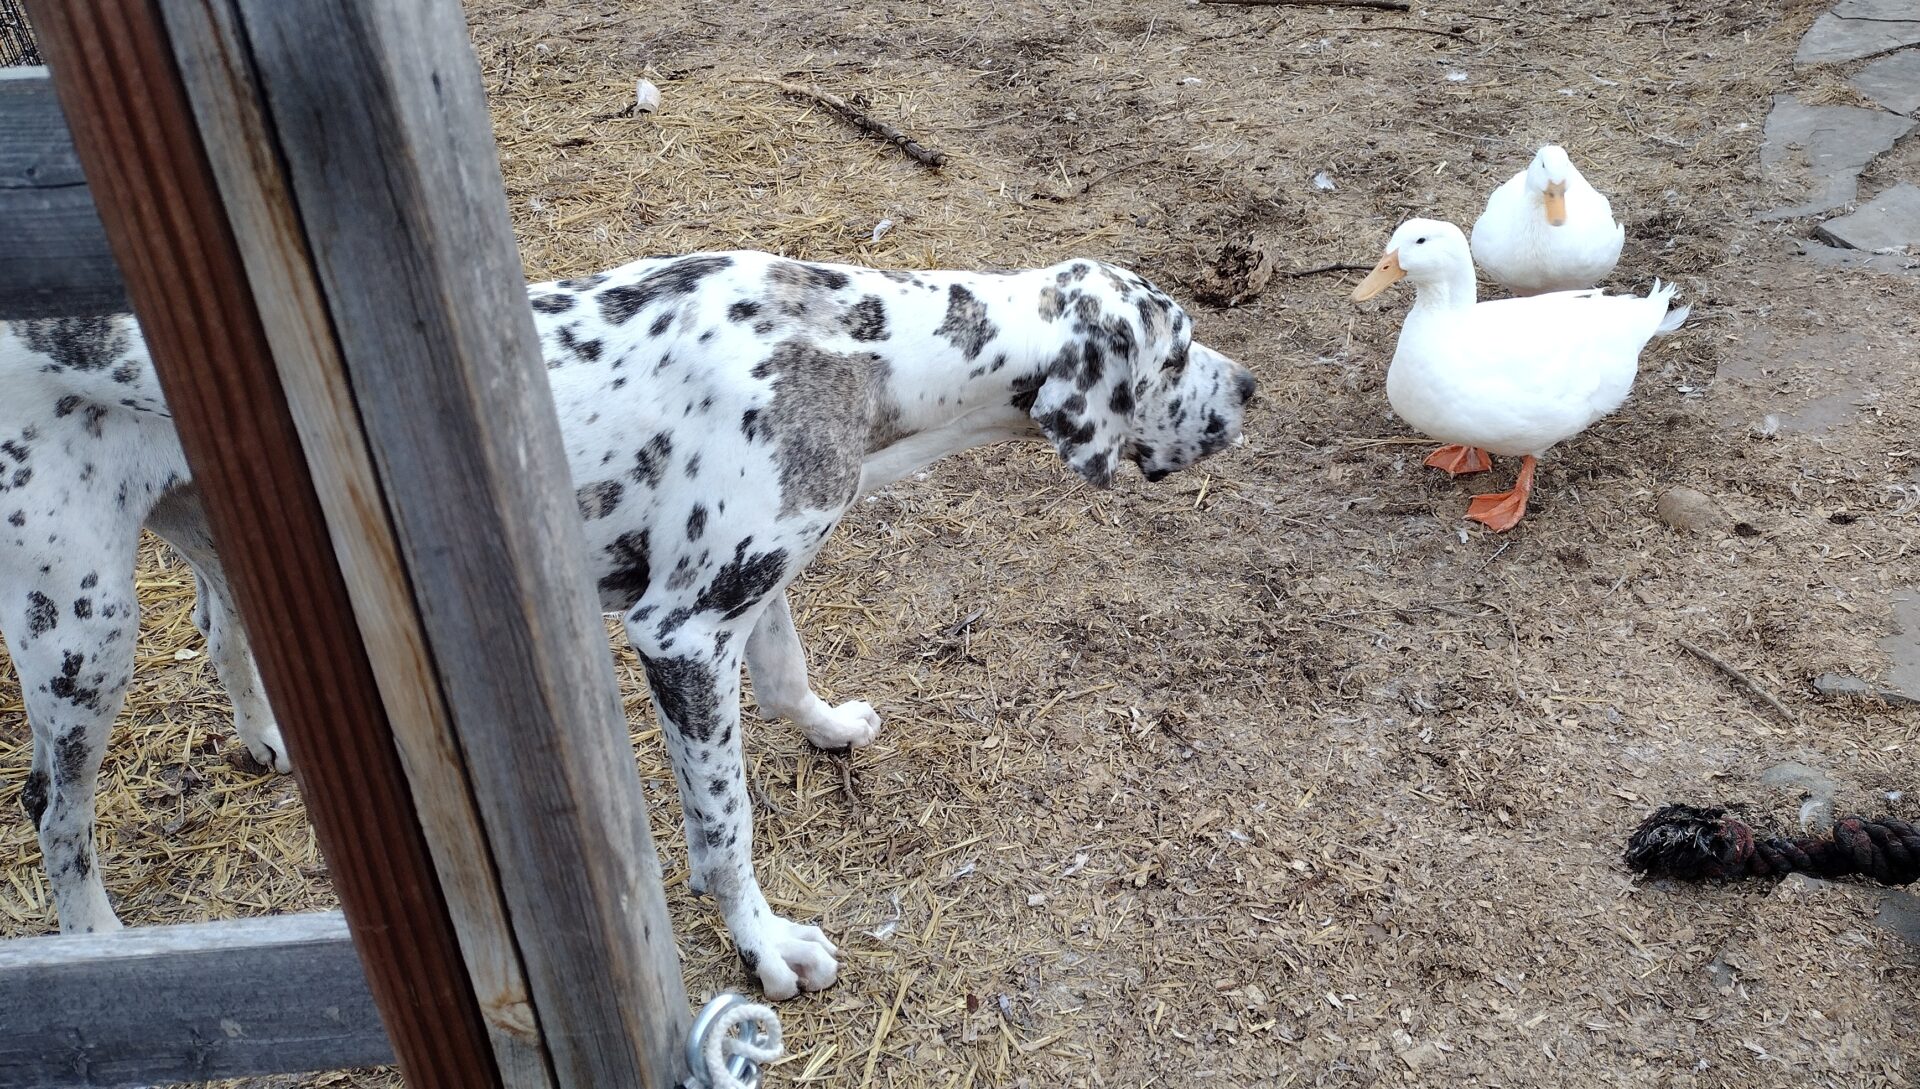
xmin=1 ymin=0 xmax=37 ymax=66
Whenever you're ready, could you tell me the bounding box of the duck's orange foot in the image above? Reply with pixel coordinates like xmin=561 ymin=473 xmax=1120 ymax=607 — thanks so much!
xmin=1464 ymin=455 xmax=1538 ymax=533
xmin=1424 ymin=444 xmax=1492 ymax=477
xmin=1466 ymin=490 xmax=1529 ymax=532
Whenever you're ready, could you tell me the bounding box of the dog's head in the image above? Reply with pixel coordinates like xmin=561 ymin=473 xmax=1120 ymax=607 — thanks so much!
xmin=1017 ymin=261 xmax=1255 ymax=487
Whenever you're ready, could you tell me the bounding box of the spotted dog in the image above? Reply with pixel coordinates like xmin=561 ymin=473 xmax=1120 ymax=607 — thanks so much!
xmin=0 ymin=251 xmax=1254 ymax=997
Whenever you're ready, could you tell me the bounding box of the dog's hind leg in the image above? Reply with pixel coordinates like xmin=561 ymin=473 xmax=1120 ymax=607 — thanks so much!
xmin=0 ymin=531 xmax=141 ymax=933
xmin=147 ymin=490 xmax=289 ymax=773
xmin=625 ymin=600 xmax=840 ymax=1000
xmin=745 ymin=591 xmax=881 ymax=750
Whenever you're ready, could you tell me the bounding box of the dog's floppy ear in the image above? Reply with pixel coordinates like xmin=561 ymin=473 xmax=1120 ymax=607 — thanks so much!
xmin=1016 ymin=266 xmax=1195 ymax=487
xmin=1015 ymin=330 xmax=1133 ymax=488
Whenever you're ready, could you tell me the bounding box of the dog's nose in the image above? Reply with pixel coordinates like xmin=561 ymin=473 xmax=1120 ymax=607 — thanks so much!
xmin=1233 ymin=368 xmax=1257 ymax=406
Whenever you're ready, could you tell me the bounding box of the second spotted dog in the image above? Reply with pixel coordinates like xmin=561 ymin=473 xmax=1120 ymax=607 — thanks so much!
xmin=0 ymin=249 xmax=1255 ymax=999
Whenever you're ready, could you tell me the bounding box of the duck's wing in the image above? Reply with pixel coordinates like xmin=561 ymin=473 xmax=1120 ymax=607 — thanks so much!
xmin=1465 ymin=288 xmax=1680 ymax=394
xmin=1471 ymin=171 xmax=1531 ymax=245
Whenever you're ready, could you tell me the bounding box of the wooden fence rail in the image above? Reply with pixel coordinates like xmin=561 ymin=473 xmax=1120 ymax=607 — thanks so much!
xmin=0 ymin=914 xmax=390 ymax=1087
xmin=0 ymin=67 xmax=125 ymax=318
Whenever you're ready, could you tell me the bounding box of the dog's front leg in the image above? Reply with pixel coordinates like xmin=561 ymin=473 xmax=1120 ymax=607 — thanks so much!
xmin=746 ymin=591 xmax=881 ymax=750
xmin=625 ymin=610 xmax=840 ymax=999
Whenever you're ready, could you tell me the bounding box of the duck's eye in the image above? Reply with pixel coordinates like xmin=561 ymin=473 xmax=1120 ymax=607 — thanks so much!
xmin=1415 ymin=236 xmax=1427 ymax=244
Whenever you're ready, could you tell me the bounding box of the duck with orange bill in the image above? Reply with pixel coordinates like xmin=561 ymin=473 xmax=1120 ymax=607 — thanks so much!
xmin=1470 ymin=145 xmax=1624 ymax=295
xmin=1350 ymin=218 xmax=1688 ymax=533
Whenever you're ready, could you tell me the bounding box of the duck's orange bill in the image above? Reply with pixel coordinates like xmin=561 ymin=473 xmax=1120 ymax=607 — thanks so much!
xmin=1351 ymin=250 xmax=1405 ymax=302
xmin=1543 ymin=182 xmax=1568 ymax=226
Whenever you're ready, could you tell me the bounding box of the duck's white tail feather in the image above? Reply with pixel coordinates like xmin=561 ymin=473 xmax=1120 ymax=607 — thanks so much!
xmin=1649 ymin=278 xmax=1690 ymax=335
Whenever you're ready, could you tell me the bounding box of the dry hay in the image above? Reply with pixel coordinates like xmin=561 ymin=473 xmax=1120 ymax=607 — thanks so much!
xmin=4 ymin=0 xmax=1920 ymax=1087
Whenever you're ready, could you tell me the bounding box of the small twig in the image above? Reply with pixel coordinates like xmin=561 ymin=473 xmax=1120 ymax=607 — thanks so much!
xmin=1036 ymin=157 xmax=1161 ymax=202
xmin=1467 ymin=597 xmax=1526 ymax=702
xmin=1325 ymin=23 xmax=1470 ymax=40
xmin=1039 ymin=479 xmax=1091 ymax=514
xmin=744 ymin=76 xmax=948 ymax=167
xmin=1201 ymin=0 xmax=1410 ymax=8
xmin=942 ymin=608 xmax=986 ymax=639
xmin=1340 ymin=436 xmax=1436 ymax=448
xmin=1314 ymin=616 xmax=1394 ymax=641
xmin=1474 ymin=539 xmax=1514 ymax=573
xmin=1675 ymin=638 xmax=1797 ymax=724
xmin=1288 ymin=262 xmax=1372 ymax=278
xmin=750 ymin=781 xmax=786 ymax=817
xmin=829 ymin=751 xmax=861 ymax=804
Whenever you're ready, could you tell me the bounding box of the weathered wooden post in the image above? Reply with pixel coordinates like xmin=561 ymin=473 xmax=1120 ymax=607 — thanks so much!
xmin=22 ymin=1 xmax=696 ymax=1086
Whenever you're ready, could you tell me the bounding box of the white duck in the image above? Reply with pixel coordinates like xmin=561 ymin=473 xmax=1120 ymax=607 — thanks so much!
xmin=1350 ymin=218 xmax=1688 ymax=532
xmin=1471 ymin=145 xmax=1624 ymax=295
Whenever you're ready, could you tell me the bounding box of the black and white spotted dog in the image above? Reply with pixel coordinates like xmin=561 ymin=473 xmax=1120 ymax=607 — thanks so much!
xmin=0 ymin=251 xmax=1253 ymax=997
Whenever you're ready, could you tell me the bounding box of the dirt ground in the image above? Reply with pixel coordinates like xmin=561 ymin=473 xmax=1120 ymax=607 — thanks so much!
xmin=4 ymin=0 xmax=1919 ymax=1086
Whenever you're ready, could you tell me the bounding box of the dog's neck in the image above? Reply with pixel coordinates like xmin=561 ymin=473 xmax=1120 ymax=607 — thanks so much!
xmin=857 ymin=403 xmax=1033 ymax=494
xmin=856 ymin=268 xmax=1069 ymax=494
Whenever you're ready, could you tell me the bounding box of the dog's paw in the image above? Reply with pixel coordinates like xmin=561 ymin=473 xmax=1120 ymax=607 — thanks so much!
xmin=242 ymin=720 xmax=294 ymax=775
xmin=66 ymin=911 xmax=126 ymax=936
xmin=801 ymin=700 xmax=882 ymax=750
xmin=740 ymin=916 xmax=840 ymax=1000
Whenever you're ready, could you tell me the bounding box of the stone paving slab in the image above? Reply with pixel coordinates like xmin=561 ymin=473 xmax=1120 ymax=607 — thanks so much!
xmin=1814 ymin=182 xmax=1920 ymax=251
xmin=1758 ymin=96 xmax=1916 ymax=219
xmin=1798 ymin=238 xmax=1920 ymax=275
xmin=1877 ymin=892 xmax=1920 ymax=946
xmin=1887 ymin=589 xmax=1920 ymax=698
xmin=1850 ymin=49 xmax=1920 ymax=115
xmin=1797 ymin=0 xmax=1920 ymax=64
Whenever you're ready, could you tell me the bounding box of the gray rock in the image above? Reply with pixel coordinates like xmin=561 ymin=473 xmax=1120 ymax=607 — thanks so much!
xmin=1762 ymin=759 xmax=1841 ymax=802
xmin=1705 ymin=951 xmax=1738 ymax=993
xmin=1810 ymin=672 xmax=1920 ymax=706
xmin=1797 ymin=0 xmax=1920 ymax=65
xmin=1850 ymin=50 xmax=1920 ymax=115
xmin=1655 ymin=486 xmax=1719 ymax=532
xmin=1877 ymin=891 xmax=1920 ymax=946
xmin=1758 ymin=96 xmax=1915 ymax=220
xmin=1814 ymin=183 xmax=1920 ymax=252
xmin=1797 ymin=238 xmax=1920 ymax=275
xmin=1774 ymin=872 xmax=1843 ymax=901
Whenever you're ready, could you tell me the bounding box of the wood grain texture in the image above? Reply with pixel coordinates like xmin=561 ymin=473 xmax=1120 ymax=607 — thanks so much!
xmin=0 ymin=912 xmax=391 ymax=1089
xmin=0 ymin=68 xmax=127 ymax=318
xmin=155 ymin=2 xmax=553 ymax=1081
xmin=20 ymin=3 xmax=504 ymax=1087
xmin=228 ymin=2 xmax=693 ymax=1083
